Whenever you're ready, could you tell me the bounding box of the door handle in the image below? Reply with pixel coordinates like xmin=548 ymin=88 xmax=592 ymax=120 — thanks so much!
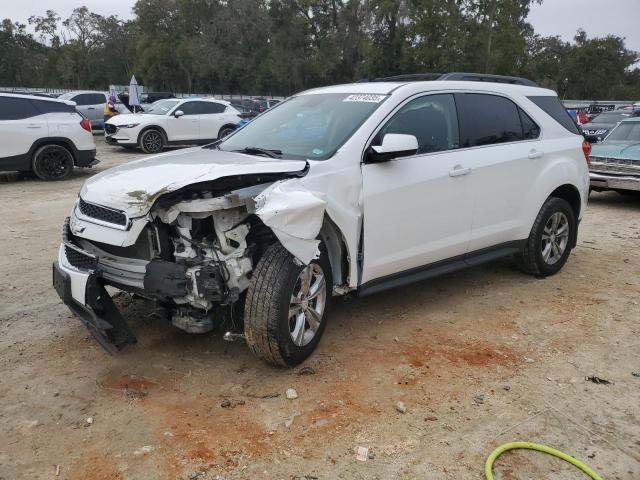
xmin=449 ymin=165 xmax=471 ymax=177
xmin=87 ymin=107 xmax=95 ymax=110
xmin=528 ymin=149 xmax=544 ymax=159
xmin=27 ymin=124 xmax=42 ymax=129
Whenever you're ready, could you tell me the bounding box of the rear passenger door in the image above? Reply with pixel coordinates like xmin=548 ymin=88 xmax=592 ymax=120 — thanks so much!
xmin=454 ymin=93 xmax=542 ymax=251
xmin=197 ymin=102 xmax=227 ymax=140
xmin=0 ymin=97 xmax=46 ymax=160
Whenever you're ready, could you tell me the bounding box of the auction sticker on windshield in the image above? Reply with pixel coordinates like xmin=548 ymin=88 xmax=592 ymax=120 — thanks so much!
xmin=343 ymin=94 xmax=387 ymax=103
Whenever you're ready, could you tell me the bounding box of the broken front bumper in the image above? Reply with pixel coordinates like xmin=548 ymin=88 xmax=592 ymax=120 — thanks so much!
xmin=53 ymin=233 xmax=137 ymax=353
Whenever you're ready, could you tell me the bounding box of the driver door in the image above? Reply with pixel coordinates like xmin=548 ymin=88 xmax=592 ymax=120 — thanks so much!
xmin=167 ymin=101 xmax=200 ymax=142
xmin=361 ymin=93 xmax=474 ymax=284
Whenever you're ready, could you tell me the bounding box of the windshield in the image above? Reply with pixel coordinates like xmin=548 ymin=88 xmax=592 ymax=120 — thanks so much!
xmin=592 ymin=112 xmax=629 ymax=123
xmin=58 ymin=92 xmax=74 ymax=100
xmin=146 ymin=99 xmax=179 ymax=115
xmin=219 ymin=93 xmax=387 ymax=160
xmin=606 ymin=122 xmax=640 ymax=142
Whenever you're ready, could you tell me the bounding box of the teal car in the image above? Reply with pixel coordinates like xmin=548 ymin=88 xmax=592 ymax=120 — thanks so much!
xmin=589 ymin=117 xmax=640 ymax=194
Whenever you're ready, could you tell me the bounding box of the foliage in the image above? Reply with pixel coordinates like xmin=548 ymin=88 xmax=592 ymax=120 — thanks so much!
xmin=0 ymin=0 xmax=638 ymax=99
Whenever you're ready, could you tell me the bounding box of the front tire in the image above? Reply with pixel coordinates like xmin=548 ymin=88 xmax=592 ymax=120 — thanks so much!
xmin=139 ymin=129 xmax=164 ymax=154
xmin=32 ymin=144 xmax=74 ymax=180
xmin=516 ymin=197 xmax=576 ymax=276
xmin=244 ymin=243 xmax=332 ymax=367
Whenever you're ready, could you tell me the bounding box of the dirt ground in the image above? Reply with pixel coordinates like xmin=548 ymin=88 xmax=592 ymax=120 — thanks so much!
xmin=1 ymin=137 xmax=639 ymax=480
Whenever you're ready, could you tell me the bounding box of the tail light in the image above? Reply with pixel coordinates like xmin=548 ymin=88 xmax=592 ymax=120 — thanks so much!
xmin=582 ymin=140 xmax=591 ymax=167
xmin=80 ymin=117 xmax=92 ymax=132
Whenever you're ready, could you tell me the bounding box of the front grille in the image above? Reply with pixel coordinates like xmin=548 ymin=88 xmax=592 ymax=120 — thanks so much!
xmin=78 ymin=199 xmax=127 ymax=226
xmin=590 ymin=156 xmax=640 ymax=176
xmin=65 ymin=245 xmax=98 ymax=270
xmin=104 ymin=124 xmax=117 ymax=135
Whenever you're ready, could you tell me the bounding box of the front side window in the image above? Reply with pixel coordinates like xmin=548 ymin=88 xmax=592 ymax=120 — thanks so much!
xmin=376 ymin=93 xmax=460 ymax=154
xmin=146 ymin=100 xmax=179 ymax=115
xmin=0 ymin=97 xmax=39 ymax=120
xmin=219 ymin=93 xmax=387 ymax=160
xmin=457 ymin=93 xmax=526 ymax=147
xmin=606 ymin=122 xmax=640 ymax=142
xmin=179 ymin=102 xmax=201 ymax=115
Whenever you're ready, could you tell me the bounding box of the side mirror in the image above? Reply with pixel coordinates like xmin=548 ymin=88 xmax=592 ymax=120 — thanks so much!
xmin=365 ymin=133 xmax=419 ymax=163
xmin=174 ymin=110 xmax=184 ymax=118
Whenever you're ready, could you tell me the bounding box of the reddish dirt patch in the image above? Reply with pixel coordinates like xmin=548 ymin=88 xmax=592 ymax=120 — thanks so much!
xmin=67 ymin=452 xmax=123 ymax=480
xmin=399 ymin=339 xmax=516 ymax=369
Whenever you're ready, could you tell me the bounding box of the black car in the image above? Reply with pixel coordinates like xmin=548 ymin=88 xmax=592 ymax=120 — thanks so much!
xmin=581 ymin=111 xmax=631 ymax=143
xmin=140 ymin=92 xmax=175 ymax=103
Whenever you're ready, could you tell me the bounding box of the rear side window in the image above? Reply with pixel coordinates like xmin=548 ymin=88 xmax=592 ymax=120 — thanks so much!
xmin=32 ymin=100 xmax=75 ymax=114
xmin=73 ymin=93 xmax=104 ymax=106
xmin=0 ymin=97 xmax=40 ymax=120
xmin=519 ymin=109 xmax=541 ymax=139
xmin=456 ymin=93 xmax=525 ymax=147
xmin=527 ymin=95 xmax=580 ymax=134
xmin=199 ymin=102 xmax=226 ymax=114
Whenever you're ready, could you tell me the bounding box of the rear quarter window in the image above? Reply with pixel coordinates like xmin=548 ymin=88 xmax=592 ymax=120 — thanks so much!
xmin=527 ymin=96 xmax=581 ymax=134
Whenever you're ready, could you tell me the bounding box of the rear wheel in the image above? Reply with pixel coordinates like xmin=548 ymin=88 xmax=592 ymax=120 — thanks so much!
xmin=32 ymin=144 xmax=74 ymax=180
xmin=218 ymin=125 xmax=235 ymax=139
xmin=139 ymin=129 xmax=164 ymax=154
xmin=244 ymin=243 xmax=332 ymax=367
xmin=515 ymin=197 xmax=576 ymax=276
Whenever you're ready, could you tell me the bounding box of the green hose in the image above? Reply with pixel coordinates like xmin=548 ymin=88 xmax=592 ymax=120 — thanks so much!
xmin=485 ymin=442 xmax=604 ymax=480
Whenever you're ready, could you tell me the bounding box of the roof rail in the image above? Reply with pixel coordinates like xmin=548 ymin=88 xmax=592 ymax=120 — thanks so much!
xmin=361 ymin=72 xmax=538 ymax=87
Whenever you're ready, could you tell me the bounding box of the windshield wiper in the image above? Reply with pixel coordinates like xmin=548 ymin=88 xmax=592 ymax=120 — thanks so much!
xmin=234 ymin=147 xmax=282 ymax=158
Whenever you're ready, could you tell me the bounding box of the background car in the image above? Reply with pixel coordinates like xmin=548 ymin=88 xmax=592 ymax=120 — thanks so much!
xmin=589 ymin=117 xmax=640 ymax=195
xmin=580 ymin=111 xmax=631 ymax=142
xmin=104 ymin=98 xmax=241 ymax=153
xmin=0 ymin=93 xmax=96 ymax=180
xmin=58 ymin=91 xmax=111 ymax=129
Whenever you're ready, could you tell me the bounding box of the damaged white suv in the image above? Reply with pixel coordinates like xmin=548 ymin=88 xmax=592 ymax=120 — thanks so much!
xmin=53 ymin=74 xmax=590 ymax=366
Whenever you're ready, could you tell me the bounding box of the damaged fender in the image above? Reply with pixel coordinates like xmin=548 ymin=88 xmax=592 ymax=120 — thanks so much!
xmin=253 ymin=180 xmax=327 ymax=264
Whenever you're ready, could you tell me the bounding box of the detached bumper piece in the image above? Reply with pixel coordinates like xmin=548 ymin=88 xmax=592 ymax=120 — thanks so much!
xmin=53 ymin=262 xmax=137 ymax=354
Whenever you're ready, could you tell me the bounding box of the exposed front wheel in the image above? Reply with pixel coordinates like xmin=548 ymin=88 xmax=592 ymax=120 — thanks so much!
xmin=244 ymin=243 xmax=332 ymax=367
xmin=515 ymin=197 xmax=576 ymax=276
xmin=32 ymin=144 xmax=74 ymax=180
xmin=139 ymin=129 xmax=164 ymax=154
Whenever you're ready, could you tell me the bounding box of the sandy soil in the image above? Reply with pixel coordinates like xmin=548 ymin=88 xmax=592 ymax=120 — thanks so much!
xmin=1 ymin=138 xmax=639 ymax=480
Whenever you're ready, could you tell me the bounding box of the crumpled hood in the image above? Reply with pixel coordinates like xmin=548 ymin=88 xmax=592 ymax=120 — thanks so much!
xmin=591 ymin=141 xmax=640 ymax=160
xmin=107 ymin=113 xmax=163 ymax=126
xmin=80 ymin=147 xmax=308 ymax=217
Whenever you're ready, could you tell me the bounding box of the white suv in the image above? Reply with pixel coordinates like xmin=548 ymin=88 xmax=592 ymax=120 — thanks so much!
xmin=0 ymin=93 xmax=97 ymax=180
xmin=105 ymin=98 xmax=241 ymax=153
xmin=53 ymin=74 xmax=590 ymax=365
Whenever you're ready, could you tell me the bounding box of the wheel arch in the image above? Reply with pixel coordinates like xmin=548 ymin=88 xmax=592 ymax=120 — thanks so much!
xmin=137 ymin=125 xmax=168 ymax=144
xmin=29 ymin=137 xmax=77 ymax=164
xmin=548 ymin=183 xmax=581 ymax=248
xmin=318 ymin=215 xmax=350 ymax=288
xmin=219 ymin=123 xmax=237 ymax=137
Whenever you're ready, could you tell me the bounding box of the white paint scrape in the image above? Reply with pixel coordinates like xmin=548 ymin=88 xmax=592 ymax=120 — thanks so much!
xmin=254 ymin=181 xmax=327 ymax=264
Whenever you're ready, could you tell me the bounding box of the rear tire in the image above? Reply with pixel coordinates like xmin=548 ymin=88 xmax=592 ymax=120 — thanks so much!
xmin=139 ymin=129 xmax=164 ymax=154
xmin=218 ymin=125 xmax=235 ymax=139
xmin=32 ymin=144 xmax=74 ymax=181
xmin=244 ymin=243 xmax=332 ymax=367
xmin=515 ymin=197 xmax=576 ymax=276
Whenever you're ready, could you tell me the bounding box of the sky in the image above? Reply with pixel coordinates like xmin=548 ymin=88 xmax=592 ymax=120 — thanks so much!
xmin=2 ymin=0 xmax=640 ymax=53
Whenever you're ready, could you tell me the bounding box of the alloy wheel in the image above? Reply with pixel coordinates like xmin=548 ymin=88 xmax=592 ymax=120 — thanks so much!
xmin=37 ymin=146 xmax=72 ymax=179
xmin=541 ymin=211 xmax=569 ymax=265
xmin=288 ymin=264 xmax=327 ymax=347
xmin=142 ymin=131 xmax=163 ymax=152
